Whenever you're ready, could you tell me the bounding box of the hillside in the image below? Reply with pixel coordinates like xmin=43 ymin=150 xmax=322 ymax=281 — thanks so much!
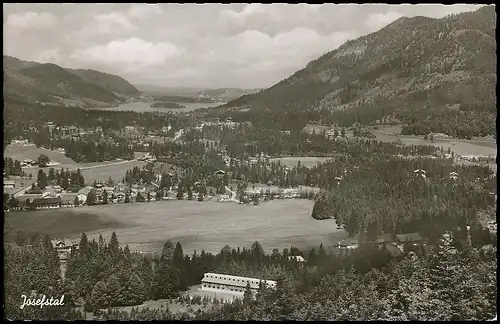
xmin=222 ymin=6 xmax=496 ymax=139
xmin=3 ymin=56 xmax=140 ymax=107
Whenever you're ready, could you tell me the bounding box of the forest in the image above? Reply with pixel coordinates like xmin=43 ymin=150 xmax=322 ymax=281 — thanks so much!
xmin=5 ymin=229 xmax=496 ymax=321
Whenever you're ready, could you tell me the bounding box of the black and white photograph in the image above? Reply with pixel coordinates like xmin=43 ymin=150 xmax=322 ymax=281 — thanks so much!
xmin=3 ymin=3 xmax=497 ymax=321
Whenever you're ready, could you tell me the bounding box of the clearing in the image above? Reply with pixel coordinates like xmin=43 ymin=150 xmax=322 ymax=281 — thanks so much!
xmin=5 ymin=200 xmax=346 ymax=255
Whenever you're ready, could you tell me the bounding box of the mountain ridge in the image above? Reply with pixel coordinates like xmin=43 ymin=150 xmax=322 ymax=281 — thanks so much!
xmin=221 ymin=6 xmax=496 ymax=138
xmin=3 ymin=56 xmax=141 ymax=107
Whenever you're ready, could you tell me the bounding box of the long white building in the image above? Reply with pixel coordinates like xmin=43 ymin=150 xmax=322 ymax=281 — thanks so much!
xmin=201 ymin=273 xmax=277 ymax=295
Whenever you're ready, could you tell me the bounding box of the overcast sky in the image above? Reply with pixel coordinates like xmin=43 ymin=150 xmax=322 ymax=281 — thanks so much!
xmin=3 ymin=3 xmax=485 ymax=89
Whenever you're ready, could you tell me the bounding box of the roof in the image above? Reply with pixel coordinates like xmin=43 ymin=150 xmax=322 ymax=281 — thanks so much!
xmin=396 ymin=233 xmax=423 ymax=243
xmin=201 ymin=273 xmax=276 ymax=290
xmin=4 ymin=180 xmax=15 ymax=185
xmin=78 ymin=188 xmax=91 ymax=195
xmin=33 ymin=197 xmax=61 ymax=205
xmin=51 ymin=238 xmax=77 ymax=247
xmin=288 ymin=256 xmax=306 ymax=262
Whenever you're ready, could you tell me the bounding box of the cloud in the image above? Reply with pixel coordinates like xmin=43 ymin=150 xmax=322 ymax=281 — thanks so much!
xmin=5 ymin=11 xmax=58 ymax=30
xmin=127 ymin=4 xmax=164 ymax=19
xmin=35 ymin=48 xmax=62 ymax=63
xmin=3 ymin=4 xmax=487 ymax=88
xmin=94 ymin=12 xmax=134 ymax=33
xmin=70 ymin=37 xmax=181 ymax=71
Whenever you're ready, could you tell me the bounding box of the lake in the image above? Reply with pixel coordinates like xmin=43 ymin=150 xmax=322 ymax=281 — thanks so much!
xmin=86 ymin=101 xmax=225 ymax=113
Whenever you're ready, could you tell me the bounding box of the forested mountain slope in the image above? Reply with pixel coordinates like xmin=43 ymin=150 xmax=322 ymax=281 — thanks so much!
xmin=3 ymin=56 xmax=140 ymax=107
xmin=223 ymin=6 xmax=496 ymax=138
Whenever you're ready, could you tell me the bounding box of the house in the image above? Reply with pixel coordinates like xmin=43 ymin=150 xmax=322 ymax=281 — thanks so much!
xmin=32 ymin=197 xmax=61 ymax=209
xmin=51 ymin=239 xmax=79 ymax=261
xmin=77 ymin=187 xmax=91 ymax=203
xmin=4 ymin=180 xmax=15 ymax=189
xmin=201 ymin=273 xmax=276 ymax=296
xmin=287 ymin=255 xmax=306 ymax=263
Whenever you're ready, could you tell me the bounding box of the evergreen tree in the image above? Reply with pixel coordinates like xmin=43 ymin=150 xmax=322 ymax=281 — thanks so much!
xmin=103 ymin=190 xmax=108 ymax=204
xmin=87 ymin=189 xmax=97 ymax=206
xmin=243 ymin=282 xmax=253 ymax=305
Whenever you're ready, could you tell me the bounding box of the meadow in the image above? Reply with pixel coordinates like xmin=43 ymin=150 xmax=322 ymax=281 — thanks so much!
xmin=5 ymin=199 xmax=346 ymax=255
xmin=4 ymin=143 xmax=147 ymax=184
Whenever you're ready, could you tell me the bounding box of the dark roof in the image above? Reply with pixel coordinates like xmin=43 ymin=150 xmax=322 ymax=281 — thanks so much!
xmin=396 ymin=233 xmax=423 ymax=243
xmin=32 ymin=197 xmax=61 ymax=205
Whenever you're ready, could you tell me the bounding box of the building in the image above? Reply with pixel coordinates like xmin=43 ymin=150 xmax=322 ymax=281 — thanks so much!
xmin=201 ymin=273 xmax=276 ymax=295
xmin=32 ymin=197 xmax=62 ymax=209
xmin=51 ymin=239 xmax=79 ymax=261
xmin=4 ymin=180 xmax=15 ymax=189
xmin=77 ymin=187 xmax=91 ymax=203
xmin=287 ymin=255 xmax=306 ymax=263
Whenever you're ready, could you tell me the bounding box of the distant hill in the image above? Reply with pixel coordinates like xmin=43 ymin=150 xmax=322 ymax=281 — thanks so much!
xmin=222 ymin=6 xmax=496 ymax=138
xmin=136 ymin=84 xmax=262 ymax=102
xmin=3 ymin=56 xmax=141 ymax=107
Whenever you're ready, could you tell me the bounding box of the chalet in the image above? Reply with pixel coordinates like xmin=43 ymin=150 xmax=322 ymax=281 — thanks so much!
xmin=77 ymin=187 xmax=91 ymax=203
xmin=32 ymin=197 xmax=61 ymax=209
xmin=51 ymin=239 xmax=79 ymax=261
xmin=201 ymin=273 xmax=276 ymax=295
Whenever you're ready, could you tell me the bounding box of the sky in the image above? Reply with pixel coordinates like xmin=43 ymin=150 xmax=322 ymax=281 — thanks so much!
xmin=3 ymin=3 xmax=486 ymax=89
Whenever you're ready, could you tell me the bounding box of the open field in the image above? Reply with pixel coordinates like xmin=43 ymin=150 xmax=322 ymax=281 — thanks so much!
xmin=4 ymin=210 xmax=124 ymax=241
xmin=269 ymin=156 xmax=331 ymax=168
xmin=5 ymin=200 xmax=346 ymax=255
xmin=79 ymin=160 xmax=147 ymax=184
xmin=4 ymin=143 xmax=147 ymax=184
xmin=4 ymin=143 xmax=80 ymax=169
xmin=371 ymin=125 xmax=497 ymax=157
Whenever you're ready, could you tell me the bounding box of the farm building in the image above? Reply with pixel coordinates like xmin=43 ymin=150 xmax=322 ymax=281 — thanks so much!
xmin=201 ymin=273 xmax=276 ymax=296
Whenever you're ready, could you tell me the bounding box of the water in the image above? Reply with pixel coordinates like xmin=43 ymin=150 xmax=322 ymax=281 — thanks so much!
xmin=86 ymin=101 xmax=225 ymax=113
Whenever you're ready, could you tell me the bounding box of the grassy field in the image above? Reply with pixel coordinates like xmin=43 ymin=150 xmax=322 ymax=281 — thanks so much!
xmin=79 ymin=160 xmax=147 ymax=184
xmin=4 ymin=210 xmax=124 ymax=241
xmin=371 ymin=125 xmax=497 ymax=157
xmin=4 ymin=143 xmax=146 ymax=184
xmin=4 ymin=143 xmax=80 ymax=169
xmin=5 ymin=200 xmax=346 ymax=255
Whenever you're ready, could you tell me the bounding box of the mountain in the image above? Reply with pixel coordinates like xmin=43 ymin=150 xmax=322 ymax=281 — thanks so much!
xmin=196 ymin=88 xmax=263 ymax=101
xmin=136 ymin=84 xmax=263 ymax=102
xmin=3 ymin=56 xmax=141 ymax=107
xmin=222 ymin=6 xmax=496 ymax=138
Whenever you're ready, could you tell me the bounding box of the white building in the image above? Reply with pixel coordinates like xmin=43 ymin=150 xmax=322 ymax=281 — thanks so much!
xmin=201 ymin=273 xmax=276 ymax=296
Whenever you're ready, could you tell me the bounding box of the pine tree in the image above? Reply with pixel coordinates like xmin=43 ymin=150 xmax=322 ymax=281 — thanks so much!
xmin=103 ymin=190 xmax=108 ymax=204
xmin=243 ymin=282 xmax=253 ymax=305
